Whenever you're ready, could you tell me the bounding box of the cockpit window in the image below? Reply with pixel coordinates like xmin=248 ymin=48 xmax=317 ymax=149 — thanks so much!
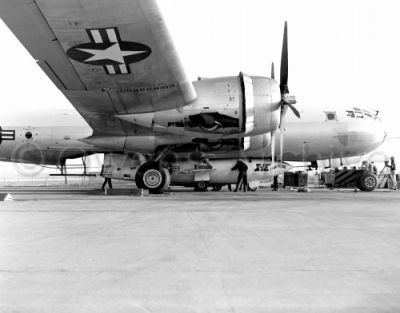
xmin=354 ymin=108 xmax=364 ymax=118
xmin=325 ymin=112 xmax=337 ymax=121
xmin=363 ymin=110 xmax=372 ymax=118
xmin=345 ymin=107 xmax=380 ymax=120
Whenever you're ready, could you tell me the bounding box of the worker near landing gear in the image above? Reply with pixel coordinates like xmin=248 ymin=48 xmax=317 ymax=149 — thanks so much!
xmin=272 ymin=175 xmax=279 ymax=191
xmin=231 ymin=159 xmax=248 ymax=192
xmin=369 ymin=161 xmax=378 ymax=175
xmin=100 ymin=165 xmax=113 ymax=191
xmin=102 ymin=177 xmax=112 ymax=190
xmin=387 ymin=157 xmax=397 ymax=190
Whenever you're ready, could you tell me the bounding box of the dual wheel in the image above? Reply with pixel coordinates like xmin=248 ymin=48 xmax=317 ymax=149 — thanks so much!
xmin=357 ymin=172 xmax=378 ymax=192
xmin=135 ymin=162 xmax=171 ymax=194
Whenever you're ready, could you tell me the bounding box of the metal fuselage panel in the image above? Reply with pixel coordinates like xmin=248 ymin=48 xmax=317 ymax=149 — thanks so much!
xmin=0 ymin=126 xmax=97 ymax=165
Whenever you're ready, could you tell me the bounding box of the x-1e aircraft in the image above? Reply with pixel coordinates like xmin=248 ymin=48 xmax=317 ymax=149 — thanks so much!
xmin=0 ymin=0 xmax=386 ymax=192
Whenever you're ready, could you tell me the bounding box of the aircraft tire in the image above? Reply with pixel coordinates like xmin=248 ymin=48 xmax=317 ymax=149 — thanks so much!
xmin=135 ymin=162 xmax=152 ymax=189
xmin=160 ymin=167 xmax=171 ymax=192
xmin=194 ymin=181 xmax=208 ymax=192
xmin=135 ymin=162 xmax=170 ymax=194
xmin=357 ymin=172 xmax=378 ymax=192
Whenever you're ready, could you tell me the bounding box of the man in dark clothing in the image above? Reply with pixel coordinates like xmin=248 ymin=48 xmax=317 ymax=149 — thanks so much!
xmin=102 ymin=177 xmax=112 ymax=190
xmin=100 ymin=164 xmax=113 ymax=191
xmin=272 ymin=175 xmax=279 ymax=191
xmin=231 ymin=159 xmax=248 ymax=192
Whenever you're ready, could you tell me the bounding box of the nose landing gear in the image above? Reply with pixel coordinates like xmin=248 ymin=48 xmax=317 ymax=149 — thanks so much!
xmin=357 ymin=172 xmax=378 ymax=192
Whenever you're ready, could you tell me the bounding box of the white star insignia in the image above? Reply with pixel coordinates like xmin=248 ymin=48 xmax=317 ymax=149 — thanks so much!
xmin=78 ymin=42 xmax=147 ymax=64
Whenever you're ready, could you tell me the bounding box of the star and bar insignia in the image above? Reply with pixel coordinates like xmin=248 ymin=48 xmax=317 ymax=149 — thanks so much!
xmin=0 ymin=127 xmax=15 ymax=145
xmin=67 ymin=27 xmax=152 ymax=75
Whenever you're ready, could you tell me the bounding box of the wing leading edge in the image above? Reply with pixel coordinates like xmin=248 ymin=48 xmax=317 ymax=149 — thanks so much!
xmin=0 ymin=0 xmax=197 ymax=136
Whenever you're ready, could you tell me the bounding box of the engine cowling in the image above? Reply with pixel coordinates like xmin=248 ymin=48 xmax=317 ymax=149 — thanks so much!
xmin=108 ymin=75 xmax=282 ymax=154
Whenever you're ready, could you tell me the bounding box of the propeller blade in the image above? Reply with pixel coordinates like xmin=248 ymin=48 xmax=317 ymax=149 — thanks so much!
xmin=271 ymin=62 xmax=275 ymax=80
xmin=280 ymin=21 xmax=289 ymax=95
xmin=279 ymin=111 xmax=286 ymax=165
xmin=287 ymin=103 xmax=301 ymax=119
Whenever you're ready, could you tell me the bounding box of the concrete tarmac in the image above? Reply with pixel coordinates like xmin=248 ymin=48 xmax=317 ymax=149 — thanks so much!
xmin=1 ymin=187 xmax=400 ymax=313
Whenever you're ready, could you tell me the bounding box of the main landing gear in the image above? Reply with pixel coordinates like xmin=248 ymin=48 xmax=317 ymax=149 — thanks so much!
xmin=135 ymin=147 xmax=172 ymax=194
xmin=135 ymin=161 xmax=171 ymax=194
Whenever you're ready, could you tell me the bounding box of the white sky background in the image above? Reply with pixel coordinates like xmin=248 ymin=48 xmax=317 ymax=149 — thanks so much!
xmin=0 ymin=0 xmax=399 ymax=145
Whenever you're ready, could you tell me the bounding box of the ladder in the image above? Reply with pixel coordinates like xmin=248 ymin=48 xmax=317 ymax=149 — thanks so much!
xmin=377 ymin=167 xmax=390 ymax=189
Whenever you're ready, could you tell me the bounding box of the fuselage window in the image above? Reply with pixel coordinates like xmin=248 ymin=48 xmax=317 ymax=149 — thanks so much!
xmin=25 ymin=131 xmax=33 ymax=139
xmin=325 ymin=112 xmax=337 ymax=121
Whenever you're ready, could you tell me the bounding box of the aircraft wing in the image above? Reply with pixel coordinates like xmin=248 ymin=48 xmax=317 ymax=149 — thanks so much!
xmin=0 ymin=0 xmax=197 ymax=136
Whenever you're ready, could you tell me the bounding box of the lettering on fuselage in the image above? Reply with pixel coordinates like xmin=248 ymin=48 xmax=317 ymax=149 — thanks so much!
xmin=0 ymin=127 xmax=15 ymax=144
xmin=254 ymin=163 xmax=287 ymax=172
xmin=255 ymin=164 xmax=270 ymax=172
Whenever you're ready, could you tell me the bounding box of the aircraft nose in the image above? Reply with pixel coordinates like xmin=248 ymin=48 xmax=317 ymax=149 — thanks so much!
xmin=348 ymin=117 xmax=387 ymax=153
xmin=370 ymin=119 xmax=387 ymax=146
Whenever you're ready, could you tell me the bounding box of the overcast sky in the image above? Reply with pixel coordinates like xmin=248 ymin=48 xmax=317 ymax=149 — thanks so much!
xmin=0 ymin=0 xmax=399 ymax=134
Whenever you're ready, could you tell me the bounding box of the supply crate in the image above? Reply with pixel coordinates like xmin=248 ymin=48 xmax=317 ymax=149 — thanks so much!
xmin=323 ymin=172 xmax=335 ymax=187
xmin=284 ymin=172 xmax=296 ymax=187
xmin=307 ymin=173 xmax=320 ymax=186
xmin=297 ymin=173 xmax=308 ymax=187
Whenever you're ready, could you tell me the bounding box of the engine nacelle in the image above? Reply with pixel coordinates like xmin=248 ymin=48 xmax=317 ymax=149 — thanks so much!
xmin=114 ymin=74 xmax=281 ymax=154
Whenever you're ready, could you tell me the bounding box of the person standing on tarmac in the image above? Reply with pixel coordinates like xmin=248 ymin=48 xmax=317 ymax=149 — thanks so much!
xmin=272 ymin=175 xmax=279 ymax=191
xmin=387 ymin=156 xmax=397 ymax=190
xmin=231 ymin=159 xmax=248 ymax=192
xmin=100 ymin=164 xmax=113 ymax=191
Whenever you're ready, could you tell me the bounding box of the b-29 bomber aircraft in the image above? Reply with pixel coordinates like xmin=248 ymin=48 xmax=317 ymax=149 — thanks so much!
xmin=0 ymin=0 xmax=386 ymax=193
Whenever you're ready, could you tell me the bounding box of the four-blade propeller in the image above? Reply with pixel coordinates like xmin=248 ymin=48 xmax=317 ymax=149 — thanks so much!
xmin=271 ymin=22 xmax=300 ymax=175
